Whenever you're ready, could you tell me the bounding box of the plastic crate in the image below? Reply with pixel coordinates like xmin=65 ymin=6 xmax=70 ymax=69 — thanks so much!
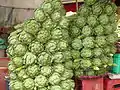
xmin=111 ymin=54 xmax=120 ymax=74
xmin=115 ymin=88 xmax=120 ymax=90
xmin=104 ymin=77 xmax=120 ymax=90
xmin=0 ymin=67 xmax=8 ymax=90
xmin=63 ymin=2 xmax=83 ymax=12
xmin=0 ymin=58 xmax=10 ymax=67
xmin=74 ymin=78 xmax=82 ymax=90
xmin=76 ymin=77 xmax=104 ymax=90
xmin=114 ymin=84 xmax=120 ymax=90
xmin=0 ymin=50 xmax=5 ymax=57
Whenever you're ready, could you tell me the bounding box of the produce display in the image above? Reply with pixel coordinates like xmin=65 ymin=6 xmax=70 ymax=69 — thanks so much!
xmin=71 ymin=0 xmax=118 ymax=77
xmin=7 ymin=0 xmax=74 ymax=90
xmin=7 ymin=0 xmax=118 ymax=90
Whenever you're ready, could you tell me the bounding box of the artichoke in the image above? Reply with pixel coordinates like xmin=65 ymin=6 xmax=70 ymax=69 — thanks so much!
xmin=92 ymin=2 xmax=103 ymax=16
xmin=41 ymin=66 xmax=52 ymax=76
xmin=24 ymin=19 xmax=40 ymax=35
xmin=78 ymin=5 xmax=91 ymax=16
xmin=49 ymin=73 xmax=61 ymax=85
xmin=80 ymin=59 xmax=92 ymax=68
xmin=104 ymin=24 xmax=113 ymax=35
xmin=13 ymin=44 xmax=27 ymax=57
xmin=104 ymin=4 xmax=113 ymax=15
xmin=95 ymin=36 xmax=106 ymax=47
xmin=37 ymin=29 xmax=50 ymax=43
xmin=93 ymin=48 xmax=103 ymax=57
xmin=18 ymin=69 xmax=29 ymax=80
xmin=70 ymin=25 xmax=81 ymax=38
xmin=99 ymin=14 xmax=109 ymax=25
xmin=94 ymin=25 xmax=104 ymax=35
xmin=81 ymin=48 xmax=92 ymax=58
xmin=72 ymin=37 xmax=83 ymax=50
xmin=38 ymin=52 xmax=52 ymax=66
xmin=35 ymin=75 xmax=48 ymax=88
xmin=29 ymin=41 xmax=44 ymax=55
xmin=61 ymin=79 xmax=75 ymax=90
xmin=54 ymin=64 xmax=65 ymax=74
xmin=84 ymin=0 xmax=96 ymax=6
xmin=87 ymin=15 xmax=98 ymax=27
xmin=45 ymin=40 xmax=57 ymax=53
xmin=42 ymin=18 xmax=53 ymax=30
xmin=51 ymin=11 xmax=62 ymax=22
xmin=82 ymin=37 xmax=94 ymax=48
xmin=34 ymin=9 xmax=46 ymax=22
xmin=41 ymin=2 xmax=53 ymax=14
xmin=12 ymin=57 xmax=23 ymax=67
xmin=23 ymin=78 xmax=35 ymax=90
xmin=11 ymin=80 xmax=24 ymax=90
xmin=59 ymin=17 xmax=69 ymax=29
xmin=92 ymin=58 xmax=102 ymax=67
xmin=23 ymin=52 xmax=37 ymax=65
xmin=106 ymin=33 xmax=118 ymax=44
xmin=71 ymin=50 xmax=80 ymax=59
xmin=82 ymin=25 xmax=92 ymax=36
xmin=57 ymin=40 xmax=68 ymax=51
xmin=62 ymin=69 xmax=73 ymax=80
xmin=76 ymin=16 xmax=86 ymax=28
xmin=50 ymin=85 xmax=62 ymax=90
xmin=19 ymin=31 xmax=33 ymax=45
xmin=26 ymin=65 xmax=39 ymax=78
xmin=52 ymin=52 xmax=64 ymax=63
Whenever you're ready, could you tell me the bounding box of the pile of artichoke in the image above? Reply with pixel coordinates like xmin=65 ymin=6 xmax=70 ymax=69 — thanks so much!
xmin=71 ymin=0 xmax=118 ymax=76
xmin=7 ymin=0 xmax=74 ymax=90
xmin=7 ymin=0 xmax=118 ymax=90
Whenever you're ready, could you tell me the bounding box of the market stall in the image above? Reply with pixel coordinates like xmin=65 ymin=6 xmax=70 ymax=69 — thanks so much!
xmin=0 ymin=0 xmax=120 ymax=90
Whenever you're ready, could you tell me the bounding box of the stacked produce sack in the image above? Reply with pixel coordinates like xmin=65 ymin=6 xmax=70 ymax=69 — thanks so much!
xmin=71 ymin=0 xmax=118 ymax=77
xmin=7 ymin=0 xmax=74 ymax=90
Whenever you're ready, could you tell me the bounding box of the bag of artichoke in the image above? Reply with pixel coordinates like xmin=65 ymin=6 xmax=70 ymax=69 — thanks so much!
xmin=7 ymin=0 xmax=118 ymax=90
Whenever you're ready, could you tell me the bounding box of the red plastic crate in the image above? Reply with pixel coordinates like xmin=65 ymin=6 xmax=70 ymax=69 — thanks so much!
xmin=0 ymin=67 xmax=8 ymax=90
xmin=115 ymin=88 xmax=120 ymax=90
xmin=0 ymin=58 xmax=10 ymax=61
xmin=0 ymin=58 xmax=10 ymax=67
xmin=0 ymin=50 xmax=5 ymax=57
xmin=104 ymin=77 xmax=120 ymax=90
xmin=76 ymin=77 xmax=104 ymax=90
xmin=63 ymin=2 xmax=83 ymax=12
xmin=74 ymin=78 xmax=82 ymax=90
